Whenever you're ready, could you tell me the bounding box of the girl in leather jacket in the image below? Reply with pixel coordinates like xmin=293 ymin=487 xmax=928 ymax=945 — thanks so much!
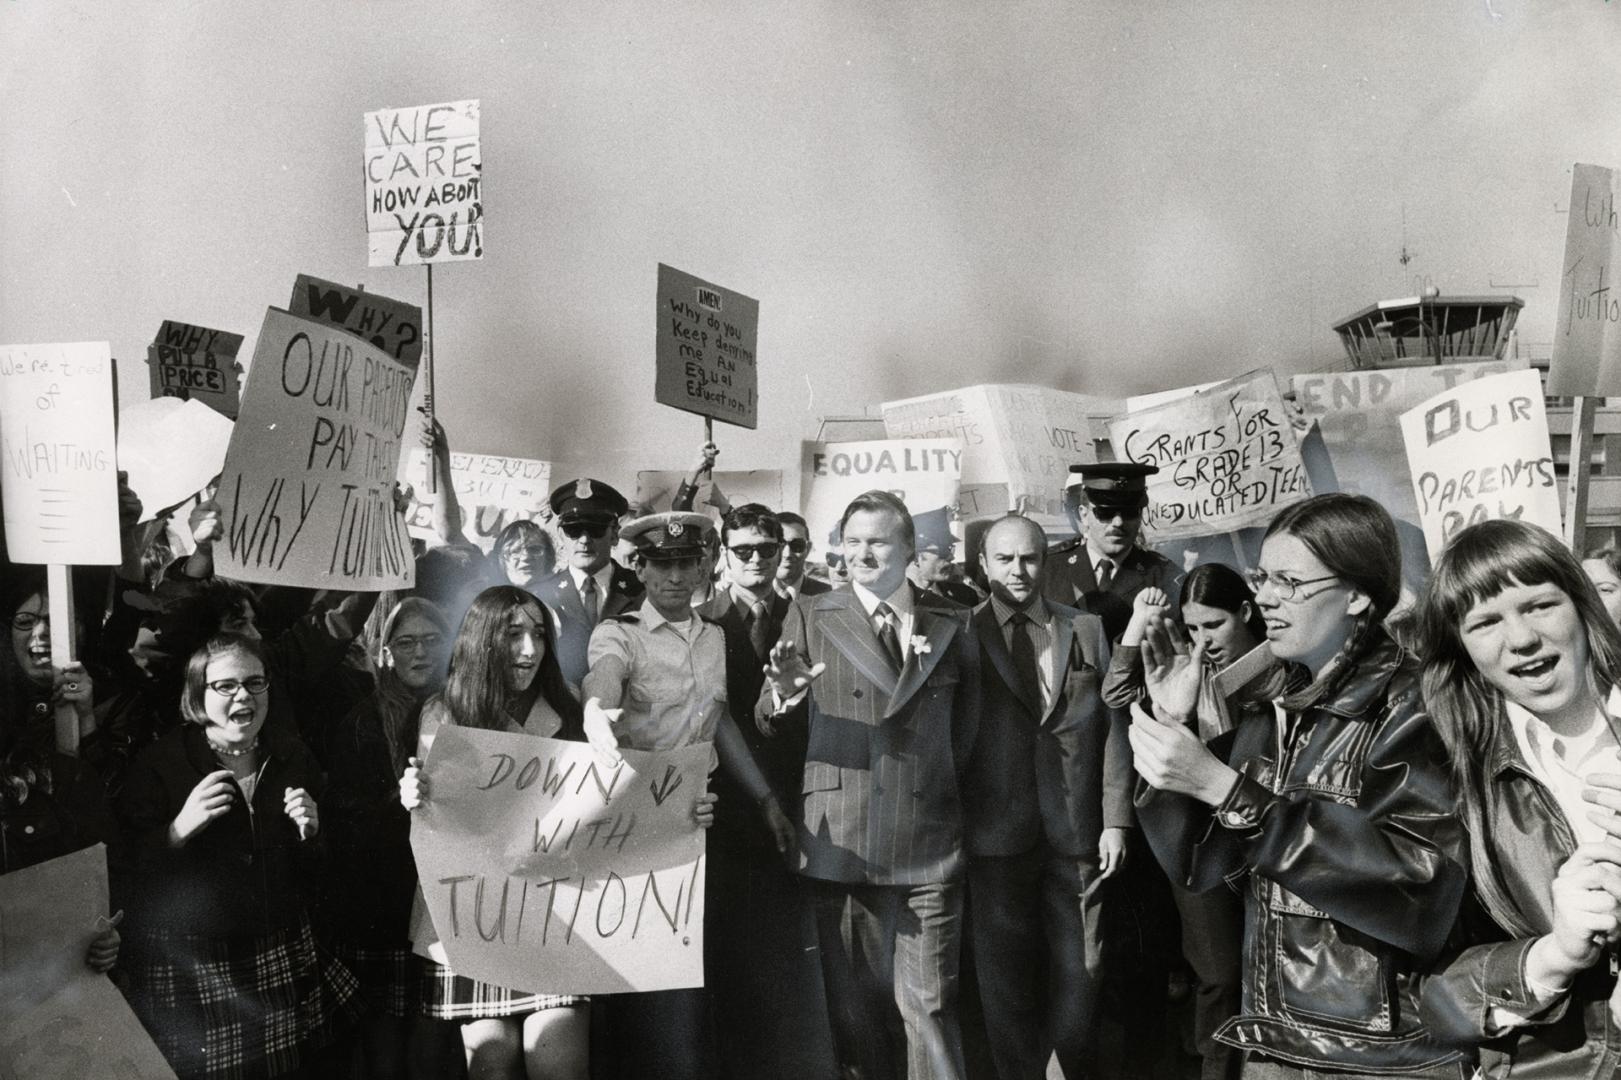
xmin=1417 ymin=519 xmax=1621 ymax=1077
xmin=1132 ymin=494 xmax=1468 ymax=1078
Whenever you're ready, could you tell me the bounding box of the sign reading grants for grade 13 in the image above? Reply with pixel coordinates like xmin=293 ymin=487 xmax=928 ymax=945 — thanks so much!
xmin=215 ymin=308 xmax=418 ymax=591
xmin=364 ymin=99 xmax=482 ymax=267
xmin=654 ymin=264 xmax=759 ymax=430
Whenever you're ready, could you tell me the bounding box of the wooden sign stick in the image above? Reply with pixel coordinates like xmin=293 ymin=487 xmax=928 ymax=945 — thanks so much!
xmin=1565 ymin=394 xmax=1597 ymax=553
xmin=47 ymin=564 xmax=79 ymax=756
xmin=424 ymin=262 xmax=438 ymax=494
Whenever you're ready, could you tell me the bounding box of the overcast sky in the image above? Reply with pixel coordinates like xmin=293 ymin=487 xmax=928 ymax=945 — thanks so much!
xmin=4 ymin=1 xmax=1618 ymax=493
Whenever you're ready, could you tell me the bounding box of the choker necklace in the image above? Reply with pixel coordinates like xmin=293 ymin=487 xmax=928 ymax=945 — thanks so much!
xmin=209 ymin=737 xmax=259 ymax=759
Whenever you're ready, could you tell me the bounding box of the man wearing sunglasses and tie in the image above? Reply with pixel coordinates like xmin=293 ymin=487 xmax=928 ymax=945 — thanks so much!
xmin=538 ymin=478 xmax=644 ymax=695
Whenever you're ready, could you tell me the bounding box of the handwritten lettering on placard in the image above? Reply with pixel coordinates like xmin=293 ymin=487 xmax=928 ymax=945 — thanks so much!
xmin=410 ymin=727 xmax=710 ymax=994
xmin=215 ymin=309 xmax=416 ymax=590
xmin=402 ymin=448 xmax=552 ymax=551
xmin=146 ymin=320 xmax=244 ymax=420
xmin=364 ymin=100 xmax=482 ymax=267
xmin=799 ymin=438 xmax=962 ymax=550
xmin=289 ymin=274 xmax=423 ymax=368
xmin=654 ymin=264 xmax=759 ymax=429
xmin=0 ymin=342 xmax=121 ymax=565
xmin=1549 ymin=164 xmax=1621 ymax=396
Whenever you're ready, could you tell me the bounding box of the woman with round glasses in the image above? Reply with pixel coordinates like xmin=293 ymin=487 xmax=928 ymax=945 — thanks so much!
xmin=490 ymin=519 xmax=556 ymax=597
xmin=119 ymin=632 xmax=357 ymax=1079
xmin=1130 ymin=493 xmax=1467 ymax=1078
xmin=1415 ymin=519 xmax=1621 ymax=1076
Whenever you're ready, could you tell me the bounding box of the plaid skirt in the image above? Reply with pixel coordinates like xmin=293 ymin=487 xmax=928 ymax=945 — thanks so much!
xmin=326 ymin=941 xmax=421 ymax=1020
xmin=421 ymin=959 xmax=586 ymax=1021
xmin=124 ymin=918 xmax=361 ymax=1080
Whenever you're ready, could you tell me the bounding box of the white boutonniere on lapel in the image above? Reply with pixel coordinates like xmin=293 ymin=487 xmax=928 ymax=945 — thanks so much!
xmin=910 ymin=635 xmax=932 ymax=657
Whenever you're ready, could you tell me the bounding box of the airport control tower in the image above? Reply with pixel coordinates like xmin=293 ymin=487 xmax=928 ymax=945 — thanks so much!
xmin=1331 ymin=293 xmax=1524 ymax=369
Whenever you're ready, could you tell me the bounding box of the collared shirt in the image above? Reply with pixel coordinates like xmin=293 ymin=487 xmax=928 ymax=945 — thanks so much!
xmin=1505 ymin=689 xmax=1621 ymax=848
xmin=728 ymin=582 xmax=773 ymax=618
xmin=568 ymin=564 xmax=616 ymax=609
xmin=775 ymin=573 xmax=804 ymax=600
xmin=584 ymin=600 xmax=728 ymax=753
xmin=1084 ymin=538 xmax=1118 ymax=586
xmin=850 ymin=580 xmax=916 ymax=662
xmin=989 ymin=594 xmax=1055 ymax=711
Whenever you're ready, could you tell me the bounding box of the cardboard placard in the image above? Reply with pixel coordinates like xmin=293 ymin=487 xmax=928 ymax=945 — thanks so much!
xmin=654 ymin=264 xmax=759 ymax=430
xmin=1548 ymin=163 xmax=1621 ymax=396
xmin=1399 ymin=368 xmax=1561 ymax=558
xmin=145 ymin=320 xmax=244 ymax=419
xmin=409 ymin=727 xmax=711 ymax=994
xmin=0 ymin=342 xmax=121 ymax=565
xmin=401 ymin=448 xmax=553 ymax=552
xmin=115 ymin=397 xmax=235 ymax=518
xmin=289 ymin=273 xmax=423 ymax=368
xmin=1108 ymin=369 xmax=1311 ymax=543
xmin=799 ymin=438 xmax=963 ymax=562
xmin=364 ymin=99 xmax=482 ymax=267
xmin=215 ymin=308 xmax=417 ymax=590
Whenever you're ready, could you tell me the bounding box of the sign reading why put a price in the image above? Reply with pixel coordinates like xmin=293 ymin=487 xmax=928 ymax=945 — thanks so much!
xmin=654 ymin=264 xmax=759 ymax=430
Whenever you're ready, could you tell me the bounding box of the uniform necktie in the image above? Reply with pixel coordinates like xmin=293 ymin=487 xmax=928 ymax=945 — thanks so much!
xmin=581 ymin=575 xmax=600 ymax=626
xmin=1009 ymin=610 xmax=1042 ymax=708
xmin=748 ymin=600 xmax=771 ymax=658
xmin=873 ymin=601 xmax=904 ymax=672
xmin=1094 ymin=557 xmax=1116 ymax=591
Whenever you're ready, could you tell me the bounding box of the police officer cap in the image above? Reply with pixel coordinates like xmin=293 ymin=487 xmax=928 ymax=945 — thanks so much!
xmin=621 ymin=512 xmax=714 ymax=561
xmin=548 ymin=478 xmax=629 ymax=525
xmin=1065 ymin=462 xmax=1158 ymax=510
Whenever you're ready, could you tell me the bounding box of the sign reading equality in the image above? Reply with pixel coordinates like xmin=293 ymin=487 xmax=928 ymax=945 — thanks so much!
xmin=364 ymin=99 xmax=482 ymax=267
xmin=654 ymin=264 xmax=759 ymax=430
xmin=215 ymin=308 xmax=417 ymax=590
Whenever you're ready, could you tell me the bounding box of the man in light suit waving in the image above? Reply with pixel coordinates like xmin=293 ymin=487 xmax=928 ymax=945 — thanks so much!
xmin=759 ymin=490 xmax=980 ymax=1080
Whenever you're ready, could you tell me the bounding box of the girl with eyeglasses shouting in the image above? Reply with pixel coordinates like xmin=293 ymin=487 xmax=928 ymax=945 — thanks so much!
xmin=1131 ymin=494 xmax=1468 ymax=1079
xmin=118 ymin=632 xmax=358 ymax=1079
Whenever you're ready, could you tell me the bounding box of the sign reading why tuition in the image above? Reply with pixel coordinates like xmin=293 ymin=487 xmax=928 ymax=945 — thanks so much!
xmin=215 ymin=309 xmax=417 ymax=590
xmin=800 ymin=439 xmax=963 ymax=557
xmin=654 ymin=264 xmax=759 ymax=430
xmin=289 ymin=274 xmax=424 ymax=367
xmin=410 ymin=727 xmax=711 ymax=994
xmin=1548 ymin=163 xmax=1621 ymax=397
xmin=1109 ymin=369 xmax=1311 ymax=543
xmin=364 ymin=99 xmax=482 ymax=267
xmin=402 ymin=448 xmax=552 ymax=552
xmin=146 ymin=320 xmax=244 ymax=419
xmin=0 ymin=342 xmax=121 ymax=565
xmin=1399 ymin=368 xmax=1560 ymax=559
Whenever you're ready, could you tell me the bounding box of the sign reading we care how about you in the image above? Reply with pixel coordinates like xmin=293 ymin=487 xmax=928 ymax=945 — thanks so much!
xmin=215 ymin=308 xmax=418 ymax=590
xmin=654 ymin=264 xmax=759 ymax=430
xmin=365 ymin=99 xmax=482 ymax=267
xmin=0 ymin=342 xmax=121 ymax=565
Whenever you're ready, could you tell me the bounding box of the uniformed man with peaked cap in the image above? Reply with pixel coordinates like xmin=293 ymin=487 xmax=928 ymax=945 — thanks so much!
xmin=536 ymin=477 xmax=643 ymax=693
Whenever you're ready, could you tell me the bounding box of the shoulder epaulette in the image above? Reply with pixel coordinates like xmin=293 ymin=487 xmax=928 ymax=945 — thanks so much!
xmin=603 ymin=612 xmax=640 ymax=625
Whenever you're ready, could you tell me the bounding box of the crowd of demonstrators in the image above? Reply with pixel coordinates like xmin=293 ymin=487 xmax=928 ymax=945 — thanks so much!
xmin=18 ymin=403 xmax=1621 ymax=1080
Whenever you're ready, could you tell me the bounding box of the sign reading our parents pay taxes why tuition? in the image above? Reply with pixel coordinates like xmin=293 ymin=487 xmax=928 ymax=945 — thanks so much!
xmin=1109 ymin=369 xmax=1311 ymax=543
xmin=365 ymin=99 xmax=482 ymax=267
xmin=0 ymin=342 xmax=121 ymax=565
xmin=146 ymin=320 xmax=244 ymax=419
xmin=800 ymin=439 xmax=963 ymax=554
xmin=1400 ymin=368 xmax=1559 ymax=560
xmin=215 ymin=309 xmax=417 ymax=591
xmin=655 ymin=264 xmax=759 ymax=430
xmin=1548 ymin=164 xmax=1621 ymax=396
xmin=410 ymin=727 xmax=711 ymax=994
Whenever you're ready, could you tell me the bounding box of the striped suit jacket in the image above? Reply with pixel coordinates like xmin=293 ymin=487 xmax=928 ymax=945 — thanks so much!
xmin=757 ymin=585 xmax=981 ymax=886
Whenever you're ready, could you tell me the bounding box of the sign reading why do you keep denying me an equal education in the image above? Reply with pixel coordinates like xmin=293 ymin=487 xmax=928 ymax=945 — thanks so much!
xmin=0 ymin=342 xmax=121 ymax=565
xmin=364 ymin=99 xmax=482 ymax=267
xmin=1108 ymin=368 xmax=1312 ymax=544
xmin=410 ymin=727 xmax=712 ymax=995
xmin=655 ymin=264 xmax=759 ymax=430
xmin=215 ymin=308 xmax=418 ymax=590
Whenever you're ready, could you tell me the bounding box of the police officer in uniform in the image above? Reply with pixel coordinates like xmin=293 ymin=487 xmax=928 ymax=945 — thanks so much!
xmin=535 ymin=477 xmax=643 ymax=694
xmin=1039 ymin=462 xmax=1180 ymax=643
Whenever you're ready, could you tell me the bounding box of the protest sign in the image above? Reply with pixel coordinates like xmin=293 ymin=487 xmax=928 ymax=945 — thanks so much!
xmin=215 ymin=308 xmax=417 ymax=590
xmin=654 ymin=265 xmax=759 ymax=430
xmin=1548 ymin=164 xmax=1621 ymax=396
xmin=1291 ymin=359 xmax=1525 ymax=524
xmin=1400 ymin=368 xmax=1560 ymax=559
xmin=0 ymin=977 xmax=176 ymax=1080
xmin=402 ymin=447 xmax=552 ymax=551
xmin=289 ymin=273 xmax=424 ymax=368
xmin=0 ymin=342 xmax=121 ymax=565
xmin=1108 ymin=369 xmax=1311 ymax=543
xmin=364 ymin=99 xmax=482 ymax=267
xmin=410 ymin=727 xmax=711 ymax=994
xmin=146 ymin=320 xmax=244 ymax=419
xmin=800 ymin=439 xmax=963 ymax=561
xmin=634 ymin=469 xmax=783 ymax=521
xmin=116 ymin=397 xmax=235 ymax=518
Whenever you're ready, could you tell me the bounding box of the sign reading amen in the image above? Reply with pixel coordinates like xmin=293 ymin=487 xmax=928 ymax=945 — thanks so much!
xmin=289 ymin=274 xmax=424 ymax=368
xmin=146 ymin=320 xmax=244 ymax=419
xmin=1109 ymin=368 xmax=1311 ymax=543
xmin=364 ymin=99 xmax=482 ymax=267
xmin=654 ymin=264 xmax=759 ymax=430
xmin=0 ymin=342 xmax=121 ymax=565
xmin=410 ymin=727 xmax=711 ymax=995
xmin=1399 ymin=368 xmax=1560 ymax=559
xmin=1548 ymin=163 xmax=1621 ymax=396
xmin=215 ymin=308 xmax=417 ymax=590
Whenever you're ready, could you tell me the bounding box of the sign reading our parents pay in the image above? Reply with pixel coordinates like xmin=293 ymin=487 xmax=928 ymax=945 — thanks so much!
xmin=365 ymin=99 xmax=482 ymax=267
xmin=655 ymin=264 xmax=759 ymax=429
xmin=215 ymin=309 xmax=417 ymax=590
xmin=0 ymin=342 xmax=120 ymax=565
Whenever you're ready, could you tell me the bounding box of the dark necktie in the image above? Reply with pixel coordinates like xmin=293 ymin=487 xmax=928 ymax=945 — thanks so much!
xmin=1009 ymin=610 xmax=1042 ymax=708
xmin=873 ymin=601 xmax=904 ymax=672
xmin=748 ymin=600 xmax=771 ymax=659
xmin=1094 ymin=557 xmax=1115 ymax=591
xmin=580 ymin=575 xmax=600 ymax=625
